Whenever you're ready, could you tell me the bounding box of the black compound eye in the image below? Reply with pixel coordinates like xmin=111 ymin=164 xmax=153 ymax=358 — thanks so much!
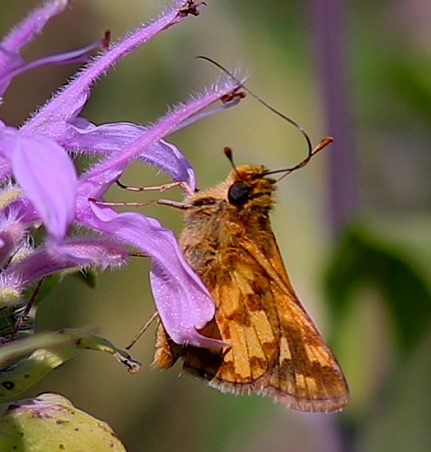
xmin=228 ymin=181 xmax=252 ymax=205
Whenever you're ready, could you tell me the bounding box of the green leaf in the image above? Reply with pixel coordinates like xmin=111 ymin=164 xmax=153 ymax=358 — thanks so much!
xmin=0 ymin=393 xmax=126 ymax=451
xmin=0 ymin=330 xmax=141 ymax=401
xmin=0 ymin=331 xmax=83 ymax=367
xmin=325 ymin=217 xmax=431 ymax=353
xmin=361 ymin=327 xmax=431 ymax=451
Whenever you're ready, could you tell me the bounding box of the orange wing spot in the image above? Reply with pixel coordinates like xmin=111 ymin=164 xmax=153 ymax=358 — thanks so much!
xmin=304 ymin=343 xmax=331 ymax=368
xmin=295 ymin=373 xmax=306 ymax=395
xmin=305 ymin=376 xmax=318 ymax=395
xmin=228 ymin=322 xmax=252 ymax=379
xmin=249 ymin=310 xmax=275 ymax=345
xmin=231 ymin=268 xmax=255 ymax=296
xmin=219 ymin=284 xmax=241 ymax=316
xmin=279 ymin=336 xmax=292 ymax=361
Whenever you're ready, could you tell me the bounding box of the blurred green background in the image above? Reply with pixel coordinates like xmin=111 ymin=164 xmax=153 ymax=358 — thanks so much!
xmin=1 ymin=1 xmax=431 ymax=451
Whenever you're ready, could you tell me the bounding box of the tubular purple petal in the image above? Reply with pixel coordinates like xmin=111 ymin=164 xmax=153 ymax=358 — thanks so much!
xmin=0 ymin=0 xmax=68 ymax=95
xmin=23 ymin=0 xmax=192 ymax=132
xmin=0 ymin=0 xmax=68 ymax=53
xmin=0 ymin=49 xmax=23 ymax=96
xmin=79 ymin=79 xmax=240 ymax=196
xmin=0 ymin=36 xmax=108 ymax=95
xmin=1 ymin=238 xmax=128 ymax=293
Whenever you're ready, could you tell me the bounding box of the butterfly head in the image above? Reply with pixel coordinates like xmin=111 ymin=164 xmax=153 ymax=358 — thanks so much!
xmin=222 ymin=136 xmax=333 ymax=209
xmin=224 ymin=164 xmax=276 ymax=211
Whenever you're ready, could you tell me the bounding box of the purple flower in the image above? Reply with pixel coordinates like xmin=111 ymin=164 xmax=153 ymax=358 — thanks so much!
xmin=0 ymin=1 xmax=242 ymax=348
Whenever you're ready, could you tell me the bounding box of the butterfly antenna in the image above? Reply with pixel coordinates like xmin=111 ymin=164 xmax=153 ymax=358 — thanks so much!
xmin=224 ymin=146 xmax=249 ymax=182
xmin=266 ymin=137 xmax=333 ymax=181
xmin=197 ymin=56 xmax=332 ymax=181
xmin=224 ymin=146 xmax=236 ymax=169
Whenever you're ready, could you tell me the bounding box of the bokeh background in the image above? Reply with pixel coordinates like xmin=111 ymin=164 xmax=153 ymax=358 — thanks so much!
xmin=2 ymin=1 xmax=431 ymax=451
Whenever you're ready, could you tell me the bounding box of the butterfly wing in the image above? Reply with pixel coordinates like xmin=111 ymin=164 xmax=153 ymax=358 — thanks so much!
xmin=153 ymin=229 xmax=349 ymax=412
xmin=238 ymin=234 xmax=350 ymax=411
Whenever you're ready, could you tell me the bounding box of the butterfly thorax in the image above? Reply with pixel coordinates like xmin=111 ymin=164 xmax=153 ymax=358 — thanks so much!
xmin=179 ymin=164 xmax=277 ymax=282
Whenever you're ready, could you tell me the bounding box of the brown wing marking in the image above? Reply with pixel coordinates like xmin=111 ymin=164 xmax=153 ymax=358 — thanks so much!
xmin=207 ymin=276 xmax=275 ymax=382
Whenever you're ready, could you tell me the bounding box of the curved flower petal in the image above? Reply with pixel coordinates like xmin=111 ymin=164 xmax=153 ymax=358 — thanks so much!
xmin=149 ymin=262 xmax=227 ymax=349
xmin=64 ymin=119 xmax=196 ymax=189
xmin=84 ymin=203 xmax=226 ymax=349
xmin=7 ymin=133 xmax=77 ymax=241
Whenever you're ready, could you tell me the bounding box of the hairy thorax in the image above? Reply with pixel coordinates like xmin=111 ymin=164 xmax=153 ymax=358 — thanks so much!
xmin=179 ymin=165 xmax=276 ymax=285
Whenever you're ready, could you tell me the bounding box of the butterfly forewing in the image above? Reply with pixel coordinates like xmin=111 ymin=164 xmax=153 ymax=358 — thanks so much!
xmin=153 ymin=164 xmax=349 ymax=412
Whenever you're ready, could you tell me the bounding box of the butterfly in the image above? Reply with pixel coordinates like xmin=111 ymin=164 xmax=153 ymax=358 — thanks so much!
xmin=152 ymin=146 xmax=349 ymax=412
